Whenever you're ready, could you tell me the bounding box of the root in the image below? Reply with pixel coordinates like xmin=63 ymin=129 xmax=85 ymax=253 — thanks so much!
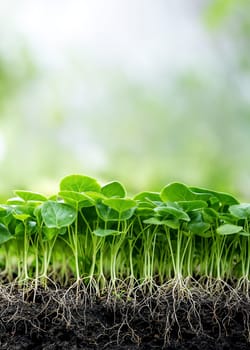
xmin=0 ymin=278 xmax=249 ymax=348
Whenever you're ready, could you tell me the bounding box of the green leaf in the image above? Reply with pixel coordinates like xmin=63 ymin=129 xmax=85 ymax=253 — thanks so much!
xmin=101 ymin=181 xmax=126 ymax=198
xmin=229 ymin=203 xmax=250 ymax=219
xmin=143 ymin=217 xmax=166 ymax=225
xmin=43 ymin=227 xmax=67 ymax=240
xmin=11 ymin=204 xmax=36 ymax=219
xmin=0 ymin=223 xmax=14 ymax=244
xmin=178 ymin=200 xmax=208 ymax=211
xmin=48 ymin=194 xmax=58 ymax=201
xmin=15 ymin=222 xmax=24 ymax=237
xmin=202 ymin=208 xmax=218 ymax=224
xmin=102 ymin=198 xmax=137 ymax=213
xmin=96 ymin=202 xmax=135 ymax=221
xmin=143 ymin=217 xmax=180 ymax=228
xmin=41 ymin=201 xmax=77 ymax=228
xmin=133 ymin=191 xmax=161 ymax=202
xmin=13 ymin=213 xmax=30 ymax=221
xmin=219 ymin=213 xmax=236 ymax=224
xmin=163 ymin=219 xmax=180 ymax=229
xmin=0 ymin=206 xmax=7 ymax=217
xmin=58 ymin=191 xmax=95 ymax=207
xmin=161 ymin=183 xmax=211 ymax=202
xmin=161 ymin=183 xmax=193 ymax=201
xmin=60 ymin=174 xmax=101 ymax=193
xmin=0 ymin=209 xmax=15 ymax=226
xmin=7 ymin=197 xmax=25 ymax=205
xmin=216 ymin=224 xmax=243 ymax=235
xmin=84 ymin=191 xmax=106 ymax=201
xmin=93 ymin=228 xmax=121 ymax=237
xmin=154 ymin=204 xmax=190 ymax=221
xmin=187 ymin=222 xmax=211 ymax=236
xmin=14 ymin=190 xmax=47 ymax=202
xmin=190 ymin=186 xmax=239 ymax=206
xmin=135 ymin=206 xmax=155 ymax=218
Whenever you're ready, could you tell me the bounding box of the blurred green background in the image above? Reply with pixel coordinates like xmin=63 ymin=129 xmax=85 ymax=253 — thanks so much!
xmin=0 ymin=0 xmax=250 ymax=200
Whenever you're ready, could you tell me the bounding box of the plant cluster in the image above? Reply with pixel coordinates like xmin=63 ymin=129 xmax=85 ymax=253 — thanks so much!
xmin=0 ymin=174 xmax=250 ymax=292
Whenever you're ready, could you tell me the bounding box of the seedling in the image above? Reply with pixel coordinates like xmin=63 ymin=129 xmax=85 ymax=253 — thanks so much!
xmin=0 ymin=175 xmax=249 ymax=297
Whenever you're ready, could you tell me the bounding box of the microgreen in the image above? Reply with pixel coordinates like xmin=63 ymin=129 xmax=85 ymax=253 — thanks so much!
xmin=0 ymin=175 xmax=249 ymax=294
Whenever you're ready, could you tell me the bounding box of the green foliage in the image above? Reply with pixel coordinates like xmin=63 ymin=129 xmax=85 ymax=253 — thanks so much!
xmin=101 ymin=181 xmax=126 ymax=198
xmin=14 ymin=191 xmax=47 ymax=202
xmin=60 ymin=174 xmax=101 ymax=193
xmin=0 ymin=174 xmax=250 ymax=287
xmin=0 ymin=223 xmax=13 ymax=244
xmin=229 ymin=203 xmax=250 ymax=219
xmin=216 ymin=223 xmax=243 ymax=235
xmin=93 ymin=228 xmax=121 ymax=237
xmin=41 ymin=201 xmax=77 ymax=228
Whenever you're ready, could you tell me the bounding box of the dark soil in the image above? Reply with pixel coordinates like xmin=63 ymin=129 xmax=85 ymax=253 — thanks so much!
xmin=0 ymin=284 xmax=249 ymax=350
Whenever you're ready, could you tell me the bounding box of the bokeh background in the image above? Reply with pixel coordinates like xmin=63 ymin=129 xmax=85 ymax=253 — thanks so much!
xmin=0 ymin=0 xmax=250 ymax=200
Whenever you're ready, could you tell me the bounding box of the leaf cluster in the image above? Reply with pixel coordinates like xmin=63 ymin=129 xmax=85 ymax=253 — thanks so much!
xmin=0 ymin=175 xmax=249 ymax=287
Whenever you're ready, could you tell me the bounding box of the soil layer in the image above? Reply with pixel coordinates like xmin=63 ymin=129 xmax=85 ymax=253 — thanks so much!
xmin=0 ymin=284 xmax=249 ymax=350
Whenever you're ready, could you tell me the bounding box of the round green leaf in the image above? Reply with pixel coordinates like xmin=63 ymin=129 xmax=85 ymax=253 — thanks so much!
xmin=101 ymin=181 xmax=126 ymax=198
xmin=229 ymin=203 xmax=250 ymax=219
xmin=41 ymin=201 xmax=77 ymax=228
xmin=60 ymin=174 xmax=101 ymax=193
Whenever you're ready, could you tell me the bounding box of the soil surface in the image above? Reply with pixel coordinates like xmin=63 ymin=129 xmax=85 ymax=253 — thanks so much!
xmin=0 ymin=283 xmax=249 ymax=350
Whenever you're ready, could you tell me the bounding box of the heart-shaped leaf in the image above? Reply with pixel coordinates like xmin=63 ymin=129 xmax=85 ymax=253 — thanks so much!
xmin=41 ymin=201 xmax=77 ymax=228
